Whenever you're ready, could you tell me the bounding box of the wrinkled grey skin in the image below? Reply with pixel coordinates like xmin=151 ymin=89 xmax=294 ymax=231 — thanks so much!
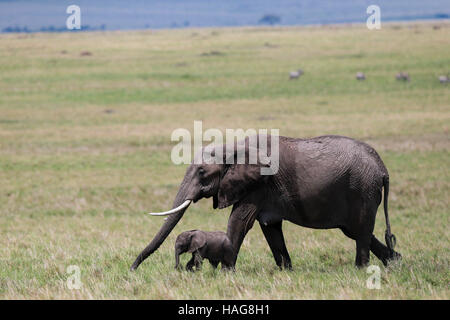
xmin=174 ymin=230 xmax=234 ymax=271
xmin=131 ymin=134 xmax=401 ymax=271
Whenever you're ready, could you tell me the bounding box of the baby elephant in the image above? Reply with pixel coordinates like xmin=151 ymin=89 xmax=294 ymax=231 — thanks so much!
xmin=174 ymin=230 xmax=234 ymax=271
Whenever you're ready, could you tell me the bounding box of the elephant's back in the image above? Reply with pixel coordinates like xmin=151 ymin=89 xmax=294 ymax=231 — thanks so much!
xmin=284 ymin=135 xmax=388 ymax=174
xmin=281 ymin=135 xmax=387 ymax=195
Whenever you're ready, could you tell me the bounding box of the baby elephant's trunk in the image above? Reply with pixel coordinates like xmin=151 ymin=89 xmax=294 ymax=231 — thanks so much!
xmin=174 ymin=248 xmax=183 ymax=269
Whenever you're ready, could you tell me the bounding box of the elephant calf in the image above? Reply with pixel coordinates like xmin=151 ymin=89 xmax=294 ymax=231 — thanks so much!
xmin=175 ymin=230 xmax=234 ymax=271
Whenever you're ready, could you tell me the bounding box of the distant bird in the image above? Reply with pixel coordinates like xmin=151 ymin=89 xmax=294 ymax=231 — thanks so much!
xmin=289 ymin=71 xmax=300 ymax=80
xmin=396 ymin=72 xmax=410 ymax=81
xmin=289 ymin=69 xmax=303 ymax=80
xmin=438 ymin=75 xmax=449 ymax=83
xmin=356 ymin=72 xmax=366 ymax=80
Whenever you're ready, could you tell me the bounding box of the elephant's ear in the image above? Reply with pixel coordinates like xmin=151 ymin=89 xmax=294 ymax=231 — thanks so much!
xmin=217 ymin=138 xmax=272 ymax=209
xmin=217 ymin=163 xmax=268 ymax=209
xmin=188 ymin=231 xmax=207 ymax=253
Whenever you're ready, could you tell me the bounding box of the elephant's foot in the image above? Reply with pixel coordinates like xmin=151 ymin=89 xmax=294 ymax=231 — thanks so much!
xmin=385 ymin=250 xmax=402 ymax=266
xmin=221 ymin=265 xmax=236 ymax=272
xmin=370 ymin=235 xmax=402 ymax=267
xmin=273 ymin=256 xmax=292 ymax=270
xmin=175 ymin=264 xmax=183 ymax=271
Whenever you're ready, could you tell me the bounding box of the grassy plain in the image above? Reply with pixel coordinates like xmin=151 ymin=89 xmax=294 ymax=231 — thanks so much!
xmin=0 ymin=22 xmax=449 ymax=299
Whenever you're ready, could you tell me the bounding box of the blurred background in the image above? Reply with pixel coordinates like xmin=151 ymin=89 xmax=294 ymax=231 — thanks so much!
xmin=1 ymin=0 xmax=449 ymax=32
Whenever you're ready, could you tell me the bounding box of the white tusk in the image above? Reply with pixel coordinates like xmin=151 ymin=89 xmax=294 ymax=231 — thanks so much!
xmin=148 ymin=200 xmax=191 ymax=216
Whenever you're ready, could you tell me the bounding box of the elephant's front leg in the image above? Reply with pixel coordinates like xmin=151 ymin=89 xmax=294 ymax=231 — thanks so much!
xmin=174 ymin=250 xmax=181 ymax=270
xmin=193 ymin=252 xmax=203 ymax=270
xmin=186 ymin=254 xmax=196 ymax=271
xmin=226 ymin=197 xmax=258 ymax=266
xmin=186 ymin=252 xmax=203 ymax=271
xmin=259 ymin=221 xmax=292 ymax=270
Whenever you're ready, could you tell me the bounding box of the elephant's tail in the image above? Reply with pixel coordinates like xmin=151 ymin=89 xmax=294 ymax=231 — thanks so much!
xmin=383 ymin=175 xmax=396 ymax=252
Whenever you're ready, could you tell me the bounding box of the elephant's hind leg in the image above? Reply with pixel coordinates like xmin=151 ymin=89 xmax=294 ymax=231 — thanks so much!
xmin=355 ymin=235 xmax=371 ymax=268
xmin=260 ymin=221 xmax=292 ymax=270
xmin=370 ymin=235 xmax=401 ymax=266
xmin=345 ymin=196 xmax=378 ymax=268
xmin=340 ymin=226 xmax=371 ymax=267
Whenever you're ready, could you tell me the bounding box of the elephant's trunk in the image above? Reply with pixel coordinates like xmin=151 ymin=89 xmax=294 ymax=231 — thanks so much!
xmin=130 ymin=179 xmax=191 ymax=271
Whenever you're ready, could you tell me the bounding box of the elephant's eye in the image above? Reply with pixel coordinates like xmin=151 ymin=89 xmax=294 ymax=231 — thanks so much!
xmin=198 ymin=168 xmax=205 ymax=176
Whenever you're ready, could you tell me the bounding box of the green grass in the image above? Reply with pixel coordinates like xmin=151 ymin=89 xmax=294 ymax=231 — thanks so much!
xmin=0 ymin=22 xmax=449 ymax=299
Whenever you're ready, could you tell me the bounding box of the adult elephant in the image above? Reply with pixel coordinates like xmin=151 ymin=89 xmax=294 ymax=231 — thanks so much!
xmin=130 ymin=134 xmax=401 ymax=271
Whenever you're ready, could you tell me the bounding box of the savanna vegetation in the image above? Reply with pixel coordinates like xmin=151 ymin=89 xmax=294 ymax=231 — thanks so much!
xmin=0 ymin=22 xmax=449 ymax=299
